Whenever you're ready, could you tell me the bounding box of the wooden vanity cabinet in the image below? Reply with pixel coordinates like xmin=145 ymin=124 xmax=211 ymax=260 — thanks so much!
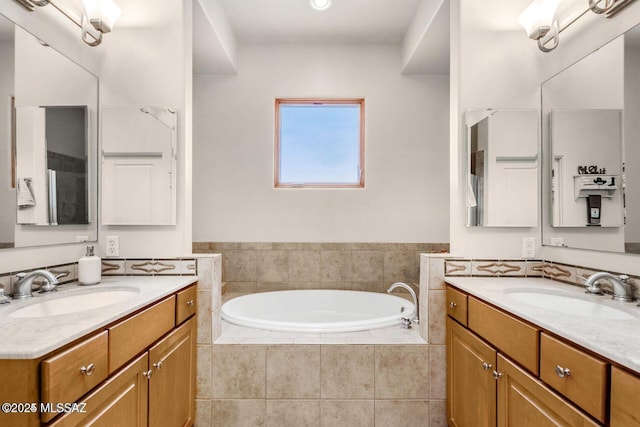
xmin=446 ymin=284 xmax=610 ymax=427
xmin=0 ymin=283 xmax=197 ymax=427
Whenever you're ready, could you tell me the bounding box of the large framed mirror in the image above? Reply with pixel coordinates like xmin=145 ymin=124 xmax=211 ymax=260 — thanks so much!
xmin=0 ymin=12 xmax=98 ymax=249
xmin=542 ymin=23 xmax=640 ymax=254
xmin=465 ymin=108 xmax=539 ymax=227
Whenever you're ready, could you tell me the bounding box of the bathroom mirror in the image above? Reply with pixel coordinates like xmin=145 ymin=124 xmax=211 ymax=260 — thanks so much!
xmin=542 ymin=24 xmax=640 ymax=253
xmin=0 ymin=13 xmax=98 ymax=249
xmin=465 ymin=108 xmax=539 ymax=227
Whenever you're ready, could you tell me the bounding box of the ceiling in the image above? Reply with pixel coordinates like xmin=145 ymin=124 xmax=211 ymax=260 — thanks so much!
xmin=219 ymin=0 xmax=421 ymax=44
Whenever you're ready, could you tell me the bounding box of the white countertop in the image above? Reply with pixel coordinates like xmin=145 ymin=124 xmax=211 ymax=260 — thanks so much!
xmin=0 ymin=276 xmax=197 ymax=359
xmin=445 ymin=277 xmax=640 ymax=374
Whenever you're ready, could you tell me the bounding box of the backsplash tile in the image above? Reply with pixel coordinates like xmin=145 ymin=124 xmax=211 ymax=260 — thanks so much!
xmin=196 ymin=242 xmax=450 ymax=291
xmin=444 ymin=260 xmax=470 ymax=276
xmin=102 ymin=259 xmax=125 ymax=275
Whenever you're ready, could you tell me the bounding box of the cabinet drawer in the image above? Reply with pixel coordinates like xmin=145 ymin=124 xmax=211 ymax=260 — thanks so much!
xmin=41 ymin=332 xmax=108 ymax=423
xmin=468 ymin=297 xmax=539 ymax=375
xmin=446 ymin=286 xmax=468 ymax=326
xmin=497 ymin=354 xmax=599 ymax=427
xmin=611 ymin=366 xmax=640 ymax=427
xmin=176 ymin=285 xmax=197 ymax=325
xmin=109 ymin=297 xmax=175 ymax=373
xmin=50 ymin=353 xmax=149 ymax=427
xmin=540 ymin=333 xmax=607 ymax=423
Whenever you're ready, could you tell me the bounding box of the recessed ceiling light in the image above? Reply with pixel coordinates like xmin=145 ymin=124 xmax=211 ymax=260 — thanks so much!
xmin=309 ymin=0 xmax=332 ymax=11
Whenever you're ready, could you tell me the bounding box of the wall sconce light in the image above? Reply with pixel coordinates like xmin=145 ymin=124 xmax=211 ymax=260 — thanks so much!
xmin=518 ymin=0 xmax=561 ymax=52
xmin=519 ymin=0 xmax=638 ymax=52
xmin=14 ymin=0 xmax=121 ymax=47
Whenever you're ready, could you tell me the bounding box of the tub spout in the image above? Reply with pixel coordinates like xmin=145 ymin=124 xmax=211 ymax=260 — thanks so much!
xmin=386 ymin=282 xmax=419 ymax=326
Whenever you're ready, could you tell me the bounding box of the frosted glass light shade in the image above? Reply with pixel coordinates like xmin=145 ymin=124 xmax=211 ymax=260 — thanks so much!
xmin=83 ymin=0 xmax=121 ymax=32
xmin=518 ymin=0 xmax=560 ymax=38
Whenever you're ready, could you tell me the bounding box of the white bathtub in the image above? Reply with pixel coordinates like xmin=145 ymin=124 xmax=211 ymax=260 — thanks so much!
xmin=221 ymin=290 xmax=415 ymax=333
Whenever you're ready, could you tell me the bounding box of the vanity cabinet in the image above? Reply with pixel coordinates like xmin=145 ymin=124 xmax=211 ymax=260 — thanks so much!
xmin=446 ymin=284 xmax=604 ymax=427
xmin=0 ymin=282 xmax=197 ymax=427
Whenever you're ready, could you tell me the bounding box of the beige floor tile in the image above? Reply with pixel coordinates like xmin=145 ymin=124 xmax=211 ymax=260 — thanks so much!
xmin=321 ymin=400 xmax=374 ymax=427
xmin=266 ymin=345 xmax=321 ymax=398
xmin=321 ymin=345 xmax=374 ymax=399
xmin=211 ymin=399 xmax=265 ymax=427
xmin=266 ymin=400 xmax=321 ymax=427
xmin=374 ymin=400 xmax=429 ymax=427
xmin=375 ymin=345 xmax=429 ymax=399
xmin=211 ymin=345 xmax=266 ymax=398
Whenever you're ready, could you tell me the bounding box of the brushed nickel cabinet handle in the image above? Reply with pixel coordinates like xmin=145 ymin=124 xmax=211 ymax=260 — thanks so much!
xmin=482 ymin=362 xmax=492 ymax=371
xmin=555 ymin=365 xmax=571 ymax=378
xmin=449 ymin=301 xmax=457 ymax=309
xmin=80 ymin=363 xmax=95 ymax=376
xmin=186 ymin=300 xmax=194 ymax=307
xmin=142 ymin=369 xmax=153 ymax=379
xmin=492 ymin=370 xmax=503 ymax=380
xmin=153 ymin=361 xmax=163 ymax=370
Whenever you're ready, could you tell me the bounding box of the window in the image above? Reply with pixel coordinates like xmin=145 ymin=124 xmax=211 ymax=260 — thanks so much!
xmin=275 ymin=98 xmax=365 ymax=188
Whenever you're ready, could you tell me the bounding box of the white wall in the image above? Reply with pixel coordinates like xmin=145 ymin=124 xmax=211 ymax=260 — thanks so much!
xmin=450 ymin=0 xmax=541 ymax=259
xmin=193 ymin=43 xmax=450 ymax=243
xmin=98 ymin=0 xmax=193 ymax=258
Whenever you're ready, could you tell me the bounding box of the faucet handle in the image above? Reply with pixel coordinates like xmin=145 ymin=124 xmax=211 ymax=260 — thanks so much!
xmin=0 ymin=288 xmax=10 ymax=305
xmin=398 ymin=317 xmax=412 ymax=329
xmin=619 ymin=274 xmax=630 ymax=283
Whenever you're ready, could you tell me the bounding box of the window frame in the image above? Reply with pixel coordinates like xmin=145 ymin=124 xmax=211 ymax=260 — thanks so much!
xmin=274 ymin=98 xmax=365 ymax=188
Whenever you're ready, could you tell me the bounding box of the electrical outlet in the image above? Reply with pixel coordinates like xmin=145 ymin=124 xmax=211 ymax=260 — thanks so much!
xmin=106 ymin=236 xmax=119 ymax=257
xmin=522 ymin=237 xmax=535 ymax=258
xmin=550 ymin=237 xmax=564 ymax=247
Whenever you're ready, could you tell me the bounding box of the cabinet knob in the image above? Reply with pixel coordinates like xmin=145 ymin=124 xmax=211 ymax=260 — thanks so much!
xmin=492 ymin=370 xmax=503 ymax=380
xmin=142 ymin=369 xmax=153 ymax=379
xmin=555 ymin=365 xmax=571 ymax=378
xmin=153 ymin=361 xmax=163 ymax=370
xmin=449 ymin=301 xmax=457 ymax=309
xmin=80 ymin=363 xmax=95 ymax=376
xmin=186 ymin=300 xmax=194 ymax=307
xmin=482 ymin=361 xmax=492 ymax=371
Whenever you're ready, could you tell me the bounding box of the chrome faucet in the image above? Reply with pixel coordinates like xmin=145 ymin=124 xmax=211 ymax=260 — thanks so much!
xmin=387 ymin=282 xmax=420 ymax=327
xmin=584 ymin=272 xmax=635 ymax=302
xmin=12 ymin=270 xmax=59 ymax=300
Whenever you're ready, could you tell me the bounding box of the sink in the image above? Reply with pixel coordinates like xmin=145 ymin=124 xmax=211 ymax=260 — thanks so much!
xmin=505 ymin=289 xmax=637 ymax=320
xmin=9 ymin=288 xmax=139 ymax=318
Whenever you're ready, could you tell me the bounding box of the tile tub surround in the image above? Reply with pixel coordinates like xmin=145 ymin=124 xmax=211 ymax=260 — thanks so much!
xmin=193 ymin=242 xmax=449 ymax=294
xmin=194 ymin=343 xmax=444 ymax=427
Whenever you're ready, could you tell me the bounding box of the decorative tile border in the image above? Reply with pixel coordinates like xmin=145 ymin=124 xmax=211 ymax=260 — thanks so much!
xmin=105 ymin=258 xmax=198 ymax=276
xmin=443 ymin=258 xmax=640 ymax=298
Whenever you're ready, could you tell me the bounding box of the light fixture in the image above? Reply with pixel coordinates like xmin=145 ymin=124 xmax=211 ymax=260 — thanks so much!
xmin=309 ymin=0 xmax=332 ymax=11
xmin=519 ymin=0 xmax=638 ymax=52
xmin=13 ymin=0 xmax=121 ymax=47
xmin=517 ymin=0 xmax=561 ymax=52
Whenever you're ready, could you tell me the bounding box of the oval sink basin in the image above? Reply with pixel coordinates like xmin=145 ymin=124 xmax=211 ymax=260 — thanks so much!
xmin=506 ymin=290 xmax=637 ymax=320
xmin=9 ymin=288 xmax=139 ymax=318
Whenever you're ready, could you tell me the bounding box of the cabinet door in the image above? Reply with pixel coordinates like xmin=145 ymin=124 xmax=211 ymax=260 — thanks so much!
xmin=611 ymin=366 xmax=640 ymax=427
xmin=148 ymin=316 xmax=196 ymax=427
xmin=496 ymin=354 xmax=599 ymax=427
xmin=447 ymin=317 xmax=497 ymax=427
xmin=50 ymin=353 xmax=149 ymax=427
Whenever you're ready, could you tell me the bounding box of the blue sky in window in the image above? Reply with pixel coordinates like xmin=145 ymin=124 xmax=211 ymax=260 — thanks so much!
xmin=280 ymin=104 xmax=360 ymax=184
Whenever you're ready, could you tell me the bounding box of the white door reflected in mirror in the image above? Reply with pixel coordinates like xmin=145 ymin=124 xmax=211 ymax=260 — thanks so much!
xmin=465 ymin=109 xmax=539 ymax=227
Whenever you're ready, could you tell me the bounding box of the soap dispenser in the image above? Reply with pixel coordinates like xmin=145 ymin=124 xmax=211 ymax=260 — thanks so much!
xmin=78 ymin=245 xmax=101 ymax=285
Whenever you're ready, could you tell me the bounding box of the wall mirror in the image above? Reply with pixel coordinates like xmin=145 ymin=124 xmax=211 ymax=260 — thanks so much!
xmin=0 ymin=13 xmax=98 ymax=249
xmin=465 ymin=108 xmax=539 ymax=227
xmin=542 ymin=23 xmax=640 ymax=254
